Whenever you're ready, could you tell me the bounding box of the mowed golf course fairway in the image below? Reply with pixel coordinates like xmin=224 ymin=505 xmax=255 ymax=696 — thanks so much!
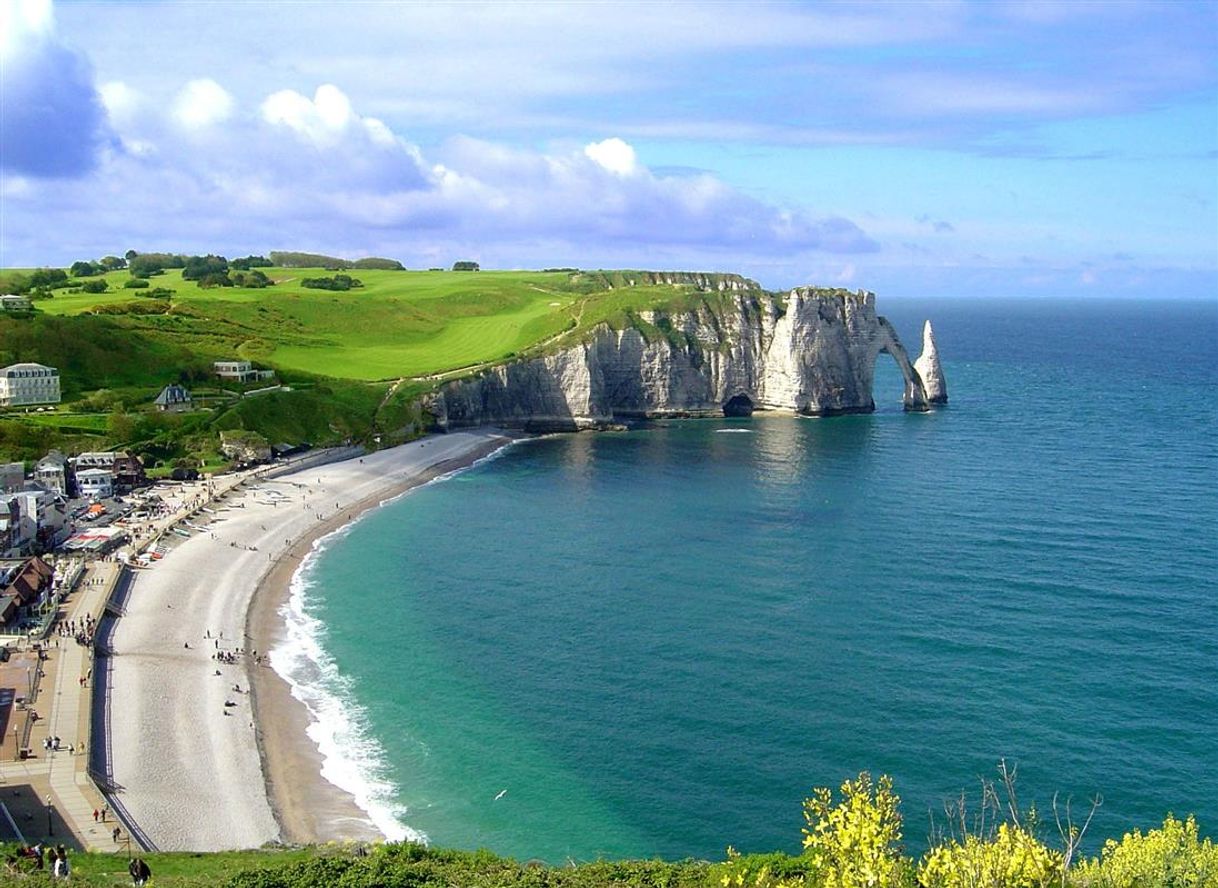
xmin=23 ymin=268 xmax=729 ymax=381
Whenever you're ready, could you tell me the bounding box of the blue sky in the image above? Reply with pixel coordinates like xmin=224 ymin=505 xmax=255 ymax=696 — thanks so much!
xmin=1 ymin=0 xmax=1215 ymax=297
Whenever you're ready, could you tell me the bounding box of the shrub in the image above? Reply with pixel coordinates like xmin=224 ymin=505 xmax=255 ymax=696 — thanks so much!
xmin=918 ymin=824 xmax=1060 ymax=888
xmin=197 ymin=271 xmax=234 ymax=288
xmin=80 ymin=278 xmax=109 ymax=293
xmin=123 ymin=278 xmax=150 ymax=289
xmin=301 ymin=274 xmax=362 ymax=291
xmin=1070 ymin=815 xmax=1217 ymax=888
xmin=232 ymin=270 xmax=272 ymax=288
xmin=802 ymin=772 xmax=911 ymax=888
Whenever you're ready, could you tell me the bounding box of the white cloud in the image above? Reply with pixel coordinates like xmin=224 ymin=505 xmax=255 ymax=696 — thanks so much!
xmin=99 ymin=80 xmax=140 ymax=127
xmin=171 ymin=78 xmax=234 ymax=130
xmin=0 ymin=0 xmax=54 ymax=59
xmin=584 ymin=138 xmax=639 ymax=176
xmin=262 ymin=84 xmax=396 ymax=149
xmin=6 ymin=77 xmax=876 ymax=268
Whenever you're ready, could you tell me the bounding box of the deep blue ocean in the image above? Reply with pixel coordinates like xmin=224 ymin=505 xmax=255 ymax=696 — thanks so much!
xmin=276 ymin=297 xmax=1218 ymax=863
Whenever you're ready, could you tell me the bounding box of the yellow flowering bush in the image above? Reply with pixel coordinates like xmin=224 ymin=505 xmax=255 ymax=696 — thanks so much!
xmin=916 ymin=823 xmax=1061 ymax=888
xmin=1070 ymin=815 xmax=1218 ymax=888
xmin=802 ymin=772 xmax=911 ymax=888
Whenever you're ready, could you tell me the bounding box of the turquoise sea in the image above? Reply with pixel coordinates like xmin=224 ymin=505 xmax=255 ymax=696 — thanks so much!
xmin=275 ymin=297 xmax=1218 ymax=862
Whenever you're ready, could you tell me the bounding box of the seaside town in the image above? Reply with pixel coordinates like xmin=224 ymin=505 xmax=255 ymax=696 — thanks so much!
xmin=0 ymin=354 xmax=411 ymax=864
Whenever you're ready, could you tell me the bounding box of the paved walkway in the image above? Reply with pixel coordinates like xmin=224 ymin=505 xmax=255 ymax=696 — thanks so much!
xmin=0 ymin=562 xmax=123 ymax=850
xmin=0 ymin=446 xmax=364 ymax=850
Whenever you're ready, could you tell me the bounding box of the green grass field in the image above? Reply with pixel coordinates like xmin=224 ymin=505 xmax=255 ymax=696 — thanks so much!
xmin=11 ymin=268 xmax=734 ymax=381
xmin=0 ymin=264 xmax=756 ymax=462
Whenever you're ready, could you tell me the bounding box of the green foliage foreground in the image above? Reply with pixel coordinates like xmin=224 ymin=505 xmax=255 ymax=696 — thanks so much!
xmin=1 ymin=772 xmax=1211 ymax=887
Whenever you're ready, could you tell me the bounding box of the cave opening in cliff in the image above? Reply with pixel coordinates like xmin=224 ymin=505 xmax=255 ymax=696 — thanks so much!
xmin=722 ymin=394 xmax=755 ymax=417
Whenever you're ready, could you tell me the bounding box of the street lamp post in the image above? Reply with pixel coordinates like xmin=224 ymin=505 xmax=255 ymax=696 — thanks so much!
xmin=46 ymin=796 xmax=53 ymax=836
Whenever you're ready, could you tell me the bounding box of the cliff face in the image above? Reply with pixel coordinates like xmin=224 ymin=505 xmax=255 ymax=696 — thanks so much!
xmin=432 ymin=287 xmax=937 ymax=432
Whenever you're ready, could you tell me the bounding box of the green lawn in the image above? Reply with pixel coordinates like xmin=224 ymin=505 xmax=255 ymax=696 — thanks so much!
xmin=0 ymin=264 xmax=756 ymax=462
xmin=12 ymin=268 xmax=742 ymax=382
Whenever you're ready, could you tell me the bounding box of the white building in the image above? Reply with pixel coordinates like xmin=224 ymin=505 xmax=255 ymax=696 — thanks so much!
xmin=0 ymin=295 xmax=32 ymax=311
xmin=0 ymin=489 xmax=69 ymax=556
xmin=0 ymin=363 xmax=61 ymax=408
xmin=214 ymin=360 xmax=273 ymax=383
xmin=34 ymin=451 xmax=68 ymax=496
xmin=76 ymin=468 xmax=114 ymax=500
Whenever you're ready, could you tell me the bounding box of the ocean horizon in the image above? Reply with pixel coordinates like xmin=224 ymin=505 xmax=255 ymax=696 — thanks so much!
xmin=273 ymin=295 xmax=1218 ymax=863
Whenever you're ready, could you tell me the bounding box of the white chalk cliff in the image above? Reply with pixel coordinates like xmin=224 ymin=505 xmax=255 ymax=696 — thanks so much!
xmin=432 ymin=283 xmax=943 ymax=432
xmin=913 ymin=320 xmax=948 ymax=404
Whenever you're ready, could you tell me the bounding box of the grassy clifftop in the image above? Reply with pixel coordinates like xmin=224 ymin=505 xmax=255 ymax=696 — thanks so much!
xmin=0 ymin=266 xmax=762 ymax=464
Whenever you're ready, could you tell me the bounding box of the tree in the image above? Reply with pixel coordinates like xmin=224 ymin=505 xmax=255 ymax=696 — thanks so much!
xmin=196 ymin=271 xmax=234 ymax=288
xmin=80 ymin=279 xmax=109 ymax=293
xmin=70 ymin=260 xmax=100 ymax=277
xmin=182 ymin=254 xmax=229 ymax=281
xmin=452 ymin=260 xmax=480 ymax=271
xmin=128 ymin=256 xmax=164 ymax=278
xmin=28 ymin=268 xmax=68 ymax=289
xmin=100 ymin=255 xmax=127 ymax=270
xmin=124 ymin=249 xmax=138 ymax=262
xmin=230 ymin=255 xmax=272 ymax=270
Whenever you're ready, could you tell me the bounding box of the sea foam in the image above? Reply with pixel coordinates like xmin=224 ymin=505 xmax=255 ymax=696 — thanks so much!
xmin=272 ymin=538 xmax=423 ymax=843
xmin=268 ymin=437 xmax=521 ymax=843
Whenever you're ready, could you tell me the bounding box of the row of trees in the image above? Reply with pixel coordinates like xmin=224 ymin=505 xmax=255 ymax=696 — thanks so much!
xmin=268 ymin=250 xmax=404 ymax=270
xmin=70 ymin=256 xmax=127 ymax=276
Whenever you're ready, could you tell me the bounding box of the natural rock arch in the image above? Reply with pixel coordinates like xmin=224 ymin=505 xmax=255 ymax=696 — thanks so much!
xmin=875 ymin=318 xmax=929 ymax=412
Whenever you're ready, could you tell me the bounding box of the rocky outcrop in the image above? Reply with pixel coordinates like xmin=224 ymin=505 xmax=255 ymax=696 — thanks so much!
xmin=913 ymin=320 xmax=948 ymax=404
xmin=432 ymin=287 xmax=936 ymax=432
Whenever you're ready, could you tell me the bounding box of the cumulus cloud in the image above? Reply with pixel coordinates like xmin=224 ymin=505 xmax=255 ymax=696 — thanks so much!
xmin=4 ymin=75 xmax=876 ymax=267
xmin=262 ymin=84 xmax=396 ymax=148
xmin=171 ymin=78 xmax=234 ymax=130
xmin=584 ymin=138 xmax=638 ymax=176
xmin=0 ymin=0 xmax=108 ymax=176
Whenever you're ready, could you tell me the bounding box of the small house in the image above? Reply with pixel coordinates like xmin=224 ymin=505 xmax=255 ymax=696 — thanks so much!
xmin=154 ymin=383 xmax=194 ymax=412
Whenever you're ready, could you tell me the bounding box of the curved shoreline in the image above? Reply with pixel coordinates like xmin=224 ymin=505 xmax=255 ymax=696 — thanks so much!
xmin=105 ymin=431 xmax=515 ymax=850
xmin=247 ymin=433 xmax=518 ymax=844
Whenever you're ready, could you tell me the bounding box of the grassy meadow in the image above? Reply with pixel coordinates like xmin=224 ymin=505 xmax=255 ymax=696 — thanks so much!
xmin=0 ymin=263 xmax=755 ymax=463
xmin=16 ymin=268 xmax=736 ymax=380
